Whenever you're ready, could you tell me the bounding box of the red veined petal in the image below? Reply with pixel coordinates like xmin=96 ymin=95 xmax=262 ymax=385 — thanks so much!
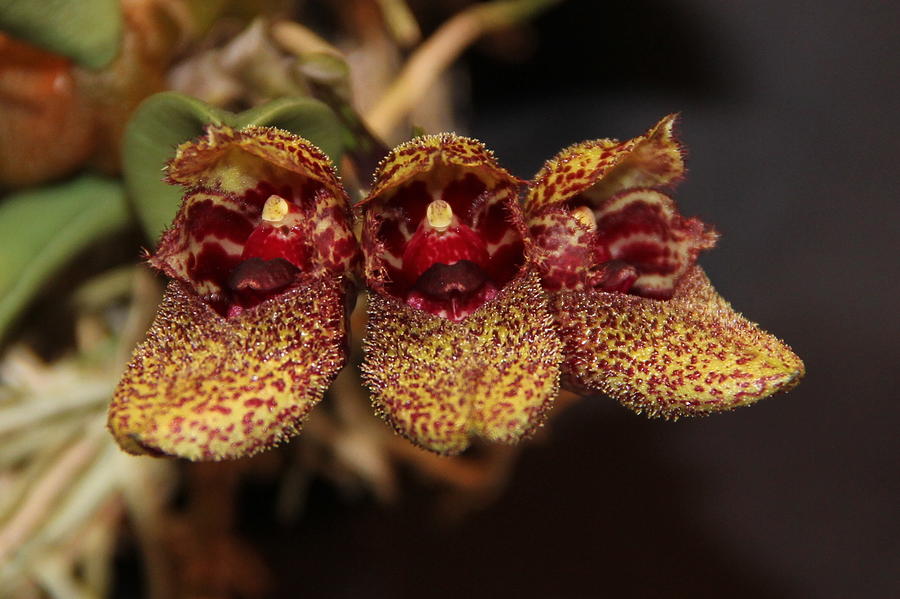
xmin=152 ymin=126 xmax=358 ymax=315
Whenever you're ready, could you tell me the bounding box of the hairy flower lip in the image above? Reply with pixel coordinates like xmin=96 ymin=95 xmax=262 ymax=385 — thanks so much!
xmin=109 ymin=275 xmax=352 ymax=460
xmin=551 ymin=266 xmax=805 ymax=416
xmin=362 ymin=268 xmax=561 ymax=455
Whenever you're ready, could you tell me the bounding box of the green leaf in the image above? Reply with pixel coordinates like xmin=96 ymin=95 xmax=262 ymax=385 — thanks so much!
xmin=122 ymin=92 xmax=226 ymax=242
xmin=235 ymin=97 xmax=347 ymax=164
xmin=0 ymin=0 xmax=123 ymax=69
xmin=123 ymin=92 xmax=349 ymax=244
xmin=0 ymin=175 xmax=129 ymax=342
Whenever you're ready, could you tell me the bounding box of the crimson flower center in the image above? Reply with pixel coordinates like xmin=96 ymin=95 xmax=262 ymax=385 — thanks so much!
xmin=219 ymin=194 xmax=307 ymax=313
xmin=179 ymin=182 xmax=318 ymax=317
xmin=375 ymin=172 xmax=524 ymax=321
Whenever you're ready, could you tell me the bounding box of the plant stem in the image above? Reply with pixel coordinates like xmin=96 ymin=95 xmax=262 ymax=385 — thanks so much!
xmin=366 ymin=0 xmax=560 ymax=138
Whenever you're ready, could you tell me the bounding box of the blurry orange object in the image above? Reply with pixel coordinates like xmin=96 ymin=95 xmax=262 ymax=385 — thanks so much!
xmin=0 ymin=34 xmax=96 ymax=187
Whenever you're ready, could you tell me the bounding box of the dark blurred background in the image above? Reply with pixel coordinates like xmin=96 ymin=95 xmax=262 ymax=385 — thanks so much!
xmin=221 ymin=1 xmax=899 ymax=597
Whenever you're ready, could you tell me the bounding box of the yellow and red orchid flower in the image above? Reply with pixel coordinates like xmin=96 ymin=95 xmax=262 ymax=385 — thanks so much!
xmin=109 ymin=117 xmax=804 ymax=461
xmin=358 ymin=134 xmax=562 ymax=455
xmin=525 ymin=114 xmax=804 ymax=416
xmin=108 ymin=125 xmax=358 ymax=460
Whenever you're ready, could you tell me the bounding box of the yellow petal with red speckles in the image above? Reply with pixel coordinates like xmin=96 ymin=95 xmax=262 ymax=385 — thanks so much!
xmin=552 ymin=266 xmax=804 ymax=417
xmin=527 ymin=113 xmax=683 ymax=214
xmin=108 ymin=276 xmax=349 ymax=461
xmin=166 ymin=124 xmax=346 ymax=200
xmin=361 ymin=271 xmax=561 ymax=455
xmin=364 ymin=132 xmax=521 ymax=205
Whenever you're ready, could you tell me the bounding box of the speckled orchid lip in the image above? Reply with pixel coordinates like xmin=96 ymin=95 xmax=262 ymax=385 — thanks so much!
xmin=109 ymin=125 xmax=359 ymax=460
xmin=358 ymin=134 xmax=562 ymax=454
xmin=525 ymin=115 xmax=804 ymax=417
xmin=551 ymin=266 xmax=805 ymax=417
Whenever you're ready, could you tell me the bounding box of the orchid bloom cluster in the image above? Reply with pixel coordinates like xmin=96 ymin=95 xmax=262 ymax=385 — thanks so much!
xmin=108 ymin=116 xmax=804 ymax=460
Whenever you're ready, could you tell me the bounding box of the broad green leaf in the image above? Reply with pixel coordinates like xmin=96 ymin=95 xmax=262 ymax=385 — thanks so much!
xmin=122 ymin=92 xmax=226 ymax=242
xmin=0 ymin=175 xmax=129 ymax=342
xmin=235 ymin=96 xmax=347 ymax=163
xmin=0 ymin=0 xmax=122 ymax=69
xmin=123 ymin=92 xmax=349 ymax=244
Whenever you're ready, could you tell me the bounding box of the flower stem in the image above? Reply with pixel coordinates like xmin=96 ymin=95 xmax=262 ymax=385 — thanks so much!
xmin=366 ymin=0 xmax=560 ymax=138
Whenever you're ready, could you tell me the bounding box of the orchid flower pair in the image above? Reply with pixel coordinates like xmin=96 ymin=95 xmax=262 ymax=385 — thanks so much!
xmin=108 ymin=115 xmax=804 ymax=460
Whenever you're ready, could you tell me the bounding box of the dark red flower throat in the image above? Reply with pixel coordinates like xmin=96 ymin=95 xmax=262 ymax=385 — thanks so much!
xmin=156 ymin=180 xmax=357 ymax=318
xmin=182 ymin=182 xmax=315 ymax=316
xmin=373 ymin=171 xmax=524 ymax=321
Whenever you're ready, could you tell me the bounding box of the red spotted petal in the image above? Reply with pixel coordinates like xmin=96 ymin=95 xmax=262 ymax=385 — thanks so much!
xmin=528 ymin=208 xmax=602 ymax=291
xmin=362 ymin=271 xmax=561 ymax=455
xmin=363 ymin=132 xmax=523 ymax=204
xmin=109 ymin=276 xmax=350 ymax=460
xmin=166 ymin=125 xmax=346 ymax=202
xmin=552 ymin=266 xmax=805 ymax=417
xmin=527 ymin=113 xmax=684 ymax=213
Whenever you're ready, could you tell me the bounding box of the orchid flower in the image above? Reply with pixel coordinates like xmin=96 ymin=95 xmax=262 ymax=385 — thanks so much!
xmin=525 ymin=115 xmax=804 ymax=416
xmin=109 ymin=118 xmax=804 ymax=460
xmin=357 ymin=134 xmax=562 ymax=454
xmin=108 ymin=125 xmax=358 ymax=460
